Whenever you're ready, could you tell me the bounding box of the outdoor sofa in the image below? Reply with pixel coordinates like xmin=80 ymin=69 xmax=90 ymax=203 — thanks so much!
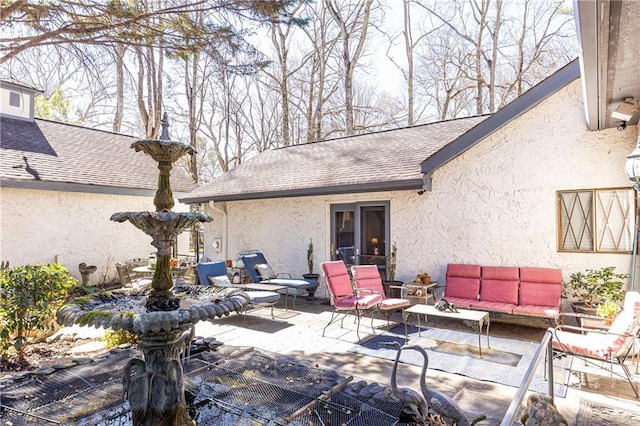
xmin=443 ymin=263 xmax=563 ymax=320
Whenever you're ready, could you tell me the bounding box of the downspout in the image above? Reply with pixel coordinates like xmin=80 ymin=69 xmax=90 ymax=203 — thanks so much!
xmin=632 ymin=124 xmax=640 ymax=292
xmin=208 ymin=200 xmax=228 ymax=261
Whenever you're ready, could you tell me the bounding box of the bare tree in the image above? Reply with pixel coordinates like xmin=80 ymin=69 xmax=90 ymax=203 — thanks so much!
xmin=413 ymin=0 xmax=575 ymax=116
xmin=324 ymin=0 xmax=374 ymax=136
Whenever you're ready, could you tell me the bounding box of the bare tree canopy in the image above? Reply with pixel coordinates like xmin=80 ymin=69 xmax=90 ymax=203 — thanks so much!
xmin=1 ymin=0 xmax=577 ymax=184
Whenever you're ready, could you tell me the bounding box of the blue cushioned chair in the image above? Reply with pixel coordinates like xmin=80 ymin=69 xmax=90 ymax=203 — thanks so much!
xmin=195 ymin=261 xmax=281 ymax=317
xmin=240 ymin=251 xmax=319 ymax=307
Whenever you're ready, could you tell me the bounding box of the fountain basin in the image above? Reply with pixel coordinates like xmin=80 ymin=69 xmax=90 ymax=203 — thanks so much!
xmin=57 ymin=287 xmax=251 ymax=334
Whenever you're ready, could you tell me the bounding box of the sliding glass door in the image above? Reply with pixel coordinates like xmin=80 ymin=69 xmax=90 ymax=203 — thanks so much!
xmin=330 ymin=201 xmax=389 ymax=278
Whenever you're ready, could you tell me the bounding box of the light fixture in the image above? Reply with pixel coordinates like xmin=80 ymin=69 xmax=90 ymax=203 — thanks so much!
xmin=612 ymin=98 xmax=638 ymax=122
xmin=618 ymin=121 xmax=628 ymax=131
xmin=371 ymin=237 xmax=379 ymax=245
xmin=624 ymin=135 xmax=640 ymax=190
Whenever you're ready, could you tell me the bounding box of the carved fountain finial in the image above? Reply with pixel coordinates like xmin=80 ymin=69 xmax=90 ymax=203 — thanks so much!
xmin=159 ymin=112 xmax=170 ymax=141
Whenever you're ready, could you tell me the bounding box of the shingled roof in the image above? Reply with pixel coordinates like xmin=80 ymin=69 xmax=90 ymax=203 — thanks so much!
xmin=0 ymin=117 xmax=196 ymax=194
xmin=181 ymin=115 xmax=488 ymax=203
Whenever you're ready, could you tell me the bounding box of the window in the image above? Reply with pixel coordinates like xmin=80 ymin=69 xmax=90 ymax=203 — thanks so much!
xmin=558 ymin=188 xmax=635 ymax=253
xmin=9 ymin=91 xmax=20 ymax=107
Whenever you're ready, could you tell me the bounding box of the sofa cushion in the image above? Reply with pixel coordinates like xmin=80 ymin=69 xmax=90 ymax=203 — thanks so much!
xmin=447 ymin=263 xmax=481 ymax=278
xmin=442 ymin=296 xmax=473 ymax=309
xmin=519 ymin=267 xmax=562 ymax=307
xmin=470 ymin=300 xmax=515 ymax=314
xmin=445 ymin=264 xmax=481 ymax=300
xmin=480 ymin=266 xmax=519 ymax=304
xmin=445 ymin=277 xmax=480 ymax=300
xmin=482 ymin=266 xmax=519 ymax=280
xmin=512 ymin=305 xmax=559 ymax=318
xmin=480 ymin=279 xmax=519 ymax=304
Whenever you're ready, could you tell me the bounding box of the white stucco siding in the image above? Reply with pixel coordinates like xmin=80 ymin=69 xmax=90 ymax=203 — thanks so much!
xmin=392 ymin=80 xmax=635 ymax=284
xmin=203 ymin=79 xmax=637 ymax=291
xmin=0 ymin=187 xmax=190 ymax=284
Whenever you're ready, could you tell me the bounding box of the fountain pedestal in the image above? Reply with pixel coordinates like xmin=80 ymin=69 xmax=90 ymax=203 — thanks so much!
xmin=124 ymin=327 xmax=194 ymax=426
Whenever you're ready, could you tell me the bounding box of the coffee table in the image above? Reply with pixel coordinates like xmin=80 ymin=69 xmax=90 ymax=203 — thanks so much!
xmin=405 ymin=304 xmax=491 ymax=356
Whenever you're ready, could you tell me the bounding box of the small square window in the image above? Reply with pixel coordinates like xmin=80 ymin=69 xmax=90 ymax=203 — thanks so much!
xmin=9 ymin=91 xmax=20 ymax=107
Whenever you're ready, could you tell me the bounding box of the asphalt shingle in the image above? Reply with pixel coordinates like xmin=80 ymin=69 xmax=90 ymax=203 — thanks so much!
xmin=0 ymin=117 xmax=195 ymax=192
xmin=183 ymin=115 xmax=488 ymax=202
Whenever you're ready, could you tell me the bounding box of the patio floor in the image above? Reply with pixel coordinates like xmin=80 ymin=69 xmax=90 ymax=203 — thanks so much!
xmin=197 ymin=297 xmax=640 ymax=424
xmin=2 ymin=296 xmax=640 ymax=424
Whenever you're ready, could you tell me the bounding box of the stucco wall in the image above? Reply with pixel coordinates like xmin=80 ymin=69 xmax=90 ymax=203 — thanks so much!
xmin=0 ymin=187 xmax=191 ymax=284
xmin=202 ymin=80 xmax=637 ymax=295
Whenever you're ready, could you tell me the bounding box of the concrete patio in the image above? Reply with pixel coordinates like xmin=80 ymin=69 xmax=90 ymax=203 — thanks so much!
xmin=191 ymin=297 xmax=640 ymax=424
xmin=2 ymin=296 xmax=640 ymax=425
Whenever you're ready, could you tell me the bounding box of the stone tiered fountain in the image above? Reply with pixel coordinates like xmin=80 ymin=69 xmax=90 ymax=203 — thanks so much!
xmin=57 ymin=114 xmax=251 ymax=426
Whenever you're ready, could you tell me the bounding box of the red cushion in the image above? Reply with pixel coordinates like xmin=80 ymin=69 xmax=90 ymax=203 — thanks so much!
xmin=519 ymin=267 xmax=562 ymax=283
xmin=470 ymin=301 xmax=515 ymax=314
xmin=322 ymin=261 xmax=353 ymax=298
xmin=512 ymin=305 xmax=559 ymax=318
xmin=482 ymin=266 xmax=519 ymax=280
xmin=441 ymin=296 xmax=473 ymax=309
xmin=447 ymin=264 xmax=481 ymax=278
xmin=445 ymin=276 xmax=480 ymax=300
xmin=519 ymin=281 xmax=561 ymax=307
xmin=352 ymin=265 xmax=384 ymax=294
xmin=480 ymin=279 xmax=518 ymax=304
xmin=518 ymin=267 xmax=562 ymax=307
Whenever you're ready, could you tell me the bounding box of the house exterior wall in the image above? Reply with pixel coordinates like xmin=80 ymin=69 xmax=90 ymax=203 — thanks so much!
xmin=0 ymin=187 xmax=191 ymax=284
xmin=202 ymin=80 xmax=637 ymax=296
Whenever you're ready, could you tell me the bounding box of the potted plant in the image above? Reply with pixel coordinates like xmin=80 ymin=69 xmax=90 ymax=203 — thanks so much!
xmin=303 ymin=238 xmax=319 ymax=282
xmin=563 ymin=266 xmax=627 ymax=314
xmin=383 ymin=242 xmax=403 ymax=298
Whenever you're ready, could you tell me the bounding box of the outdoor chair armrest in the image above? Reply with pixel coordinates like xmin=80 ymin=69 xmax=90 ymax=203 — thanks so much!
xmin=554 ymin=324 xmax=628 ymax=337
xmin=356 ymin=288 xmax=381 ymax=297
xmin=275 ymin=272 xmax=293 ymax=278
xmin=554 ymin=312 xmax=605 ymax=326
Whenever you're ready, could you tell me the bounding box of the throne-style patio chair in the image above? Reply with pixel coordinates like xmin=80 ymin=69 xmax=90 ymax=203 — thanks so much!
xmin=321 ymin=261 xmax=382 ymax=340
xmin=195 ymin=261 xmax=281 ymax=318
xmin=351 ymin=264 xmax=410 ymax=334
xmin=551 ymin=291 xmax=640 ymax=398
xmin=240 ymin=251 xmax=319 ymax=307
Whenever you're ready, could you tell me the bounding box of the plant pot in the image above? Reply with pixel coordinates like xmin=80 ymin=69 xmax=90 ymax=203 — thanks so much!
xmin=571 ymin=302 xmax=598 ymax=316
xmin=303 ymin=273 xmax=320 ymax=299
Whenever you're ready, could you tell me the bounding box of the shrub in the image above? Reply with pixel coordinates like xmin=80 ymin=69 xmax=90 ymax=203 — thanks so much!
xmin=563 ymin=266 xmax=627 ymax=308
xmin=0 ymin=263 xmax=77 ymax=357
xmin=103 ymin=329 xmax=138 ymax=348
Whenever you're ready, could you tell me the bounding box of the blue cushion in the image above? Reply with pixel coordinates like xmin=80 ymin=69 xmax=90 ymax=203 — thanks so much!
xmin=196 ymin=261 xmax=228 ymax=286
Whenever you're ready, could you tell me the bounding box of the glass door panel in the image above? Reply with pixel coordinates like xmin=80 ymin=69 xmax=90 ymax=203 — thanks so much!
xmin=330 ymin=201 xmax=389 ymax=278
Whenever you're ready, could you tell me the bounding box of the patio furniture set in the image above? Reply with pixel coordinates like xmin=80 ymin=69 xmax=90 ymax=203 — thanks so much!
xmin=127 ymin=251 xmax=640 ymax=398
xmin=321 ymin=260 xmax=640 ymax=397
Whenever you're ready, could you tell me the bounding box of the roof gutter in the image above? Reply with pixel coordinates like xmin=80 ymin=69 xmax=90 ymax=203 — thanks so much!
xmin=421 ymin=59 xmax=581 ymax=178
xmin=0 ymin=178 xmax=192 ymax=198
xmin=573 ymin=0 xmax=606 ymax=131
xmin=179 ymin=178 xmax=424 ymax=204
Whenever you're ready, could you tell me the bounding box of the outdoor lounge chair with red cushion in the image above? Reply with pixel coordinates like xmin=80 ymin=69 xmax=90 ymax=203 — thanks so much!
xmin=552 ymin=291 xmax=640 ymax=398
xmin=351 ymin=264 xmax=410 ymax=332
xmin=321 ymin=261 xmax=382 ymax=339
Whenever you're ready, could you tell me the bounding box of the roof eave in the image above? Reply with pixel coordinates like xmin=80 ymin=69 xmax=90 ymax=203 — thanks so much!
xmin=179 ymin=179 xmax=424 ymax=204
xmin=421 ymin=59 xmax=581 ymax=176
xmin=1 ymin=178 xmax=191 ymax=198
